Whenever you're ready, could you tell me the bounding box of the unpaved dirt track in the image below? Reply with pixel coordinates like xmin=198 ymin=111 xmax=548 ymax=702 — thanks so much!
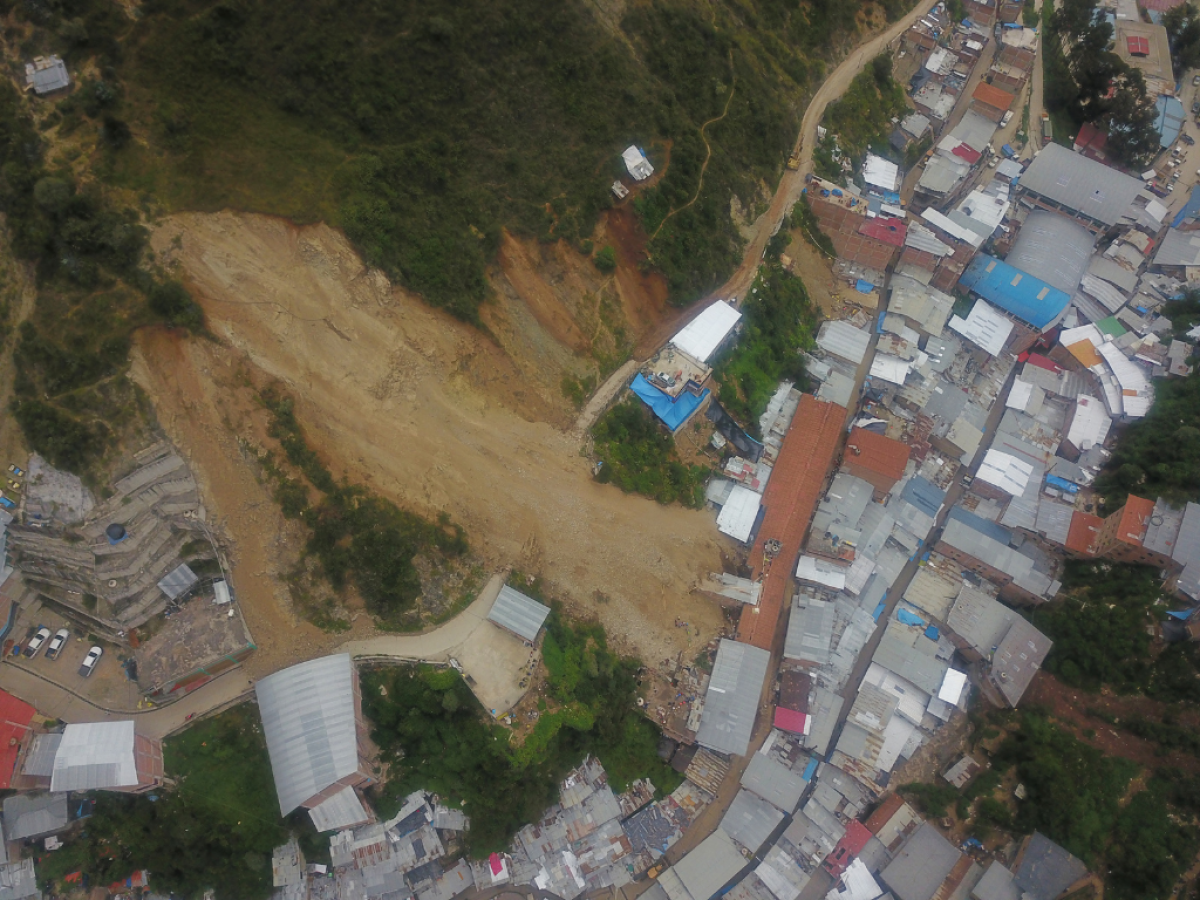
xmin=637 ymin=0 xmax=941 ymax=354
xmin=143 ymin=213 xmax=729 ymax=668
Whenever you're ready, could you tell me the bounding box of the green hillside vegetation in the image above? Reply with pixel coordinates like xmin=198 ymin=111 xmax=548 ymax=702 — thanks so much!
xmin=364 ymin=599 xmax=682 ymax=854
xmin=37 ymin=705 xmax=291 ymax=900
xmin=813 ymin=54 xmax=908 ymax=181
xmin=258 ymin=388 xmax=469 ymax=630
xmin=0 ymin=80 xmax=203 ymax=482
xmin=11 ymin=0 xmax=914 ymax=325
xmin=713 ymin=234 xmax=817 ymax=430
xmin=592 ymin=399 xmax=709 ymax=507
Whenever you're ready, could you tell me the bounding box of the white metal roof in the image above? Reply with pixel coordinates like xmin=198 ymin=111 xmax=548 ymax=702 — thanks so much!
xmin=828 ymin=859 xmax=883 ymax=900
xmin=1097 ymin=342 xmax=1153 ymax=417
xmin=717 ymin=485 xmax=761 ymax=544
xmin=1066 ymin=395 xmax=1111 ymax=450
xmin=977 ymin=449 xmax=1034 ymax=496
xmin=671 ymin=301 xmax=742 ymax=364
xmin=51 ymin=721 xmax=138 ymax=792
xmin=1006 ymin=379 xmax=1034 ymax=412
xmin=158 ymin=562 xmax=199 ymax=600
xmin=256 ymin=654 xmax=362 ymax=815
xmin=623 ymin=146 xmax=654 ymax=181
xmin=817 ymin=320 xmax=871 ymax=365
xmin=308 ymin=785 xmax=370 ymax=832
xmin=869 ymin=354 xmax=912 ymax=386
xmin=922 ymin=207 xmax=980 ymax=244
xmin=795 ymin=556 xmax=847 ymax=590
xmin=948 ymin=302 xmax=1014 ymax=357
xmin=487 ymin=585 xmax=551 ymax=642
xmin=937 ymin=669 xmax=968 ymax=704
xmin=863 ymin=154 xmax=900 ymax=192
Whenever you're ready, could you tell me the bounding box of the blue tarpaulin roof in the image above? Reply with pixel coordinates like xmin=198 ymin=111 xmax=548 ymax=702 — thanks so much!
xmin=630 ymin=374 xmax=709 ymax=432
xmin=1174 ymin=186 xmax=1200 ymax=227
xmin=1167 ymin=610 xmax=1195 ymax=620
xmin=897 ymin=609 xmax=926 ymax=627
xmin=1155 ymin=95 xmax=1186 ymax=149
xmin=856 ymin=279 xmax=877 ymax=294
xmin=1046 ymin=474 xmax=1080 ymax=493
xmin=925 ymin=625 xmax=940 ymax=640
xmin=802 ymin=758 xmax=819 ymax=780
xmin=958 ymin=254 xmax=1071 ymax=330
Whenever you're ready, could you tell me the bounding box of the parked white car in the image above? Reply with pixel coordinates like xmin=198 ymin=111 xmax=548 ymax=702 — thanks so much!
xmin=78 ymin=646 xmax=103 ymax=678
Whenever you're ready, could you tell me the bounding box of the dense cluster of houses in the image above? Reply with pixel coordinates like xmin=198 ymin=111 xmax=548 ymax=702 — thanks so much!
xmin=0 ymin=694 xmax=163 ymax=900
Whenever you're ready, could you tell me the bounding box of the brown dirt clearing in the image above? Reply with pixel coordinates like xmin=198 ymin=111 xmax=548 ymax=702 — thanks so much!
xmin=140 ymin=211 xmax=731 ymax=668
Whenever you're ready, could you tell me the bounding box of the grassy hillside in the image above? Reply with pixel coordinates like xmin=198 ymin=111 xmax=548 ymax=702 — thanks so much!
xmin=13 ymin=0 xmax=914 ymax=325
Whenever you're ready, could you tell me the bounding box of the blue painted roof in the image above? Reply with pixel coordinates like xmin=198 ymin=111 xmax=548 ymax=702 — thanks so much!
xmin=1174 ymin=186 xmax=1200 ymax=227
xmin=630 ymin=374 xmax=709 ymax=432
xmin=958 ymin=254 xmax=1070 ymax=330
xmin=947 ymin=505 xmax=1012 ymax=546
xmin=901 ymin=476 xmax=946 ymax=519
xmin=1155 ymin=95 xmax=1185 ymax=149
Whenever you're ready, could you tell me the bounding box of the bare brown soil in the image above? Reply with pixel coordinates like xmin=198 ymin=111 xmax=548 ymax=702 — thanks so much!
xmin=141 ymin=212 xmax=730 ymax=667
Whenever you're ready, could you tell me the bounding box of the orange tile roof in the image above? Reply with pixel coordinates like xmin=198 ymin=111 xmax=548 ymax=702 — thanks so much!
xmin=865 ymin=793 xmax=906 ymax=834
xmin=1065 ymin=340 xmax=1103 ymax=368
xmin=972 ymin=82 xmax=1016 ymax=111
xmin=1065 ymin=511 xmax=1103 ymax=556
xmin=739 ymin=395 xmax=844 ymax=651
xmin=844 ymin=428 xmax=909 ymax=483
xmin=1116 ymin=495 xmax=1155 ymax=547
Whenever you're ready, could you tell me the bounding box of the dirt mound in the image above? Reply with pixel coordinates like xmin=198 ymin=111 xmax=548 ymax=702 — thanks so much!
xmin=141 ymin=211 xmax=729 ymax=665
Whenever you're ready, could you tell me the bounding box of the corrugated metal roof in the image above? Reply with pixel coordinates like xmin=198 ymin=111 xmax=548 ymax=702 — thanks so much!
xmin=993 ymin=618 xmax=1051 ymax=706
xmin=741 ymin=753 xmax=805 ymax=814
xmin=817 ymin=321 xmax=871 ymax=365
xmin=308 ymin=784 xmax=370 ymax=832
xmin=1035 ymin=498 xmax=1074 ymax=547
xmin=672 ymin=829 xmax=747 ymax=900
xmin=1014 ymin=833 xmax=1088 ymax=900
xmin=1096 ymin=342 xmax=1153 ymax=417
xmin=959 ymin=255 xmax=1071 ymax=331
xmin=721 ymin=788 xmax=784 ymax=853
xmin=671 ymin=301 xmax=742 ymax=364
xmin=51 ymin=721 xmax=139 ymax=792
xmin=880 ymin=822 xmax=961 ymax=900
xmin=1018 ymin=142 xmax=1144 ymax=227
xmin=1088 ymin=255 xmax=1138 ymax=293
xmin=158 ymin=561 xmax=199 ymax=600
xmin=864 ymin=154 xmax=901 ymax=191
xmin=1156 ymin=227 xmax=1200 ymax=267
xmin=1173 ymin=503 xmax=1200 ymax=600
xmin=256 ymin=654 xmax=362 ymax=815
xmin=696 ymin=640 xmax=770 ymax=756
xmin=1144 ymin=498 xmax=1184 ymax=557
xmin=487 ymin=585 xmax=551 ymax=642
xmin=889 ymin=276 xmax=955 ymax=335
xmin=978 ymin=450 xmax=1034 ymax=496
xmin=1079 ymin=274 xmax=1128 ymax=314
xmin=2 ymin=792 xmax=68 ymax=840
xmin=20 ymin=733 xmax=60 ymax=778
xmin=718 ymin=486 xmax=762 ymax=544
xmin=904 ymin=222 xmax=953 ymax=258
xmin=949 ymin=301 xmax=1014 ymax=356
xmin=1006 ymin=211 xmax=1094 ymax=295
xmin=947 ymin=584 xmax=1014 ymax=656
xmin=785 ymin=597 xmax=834 ymax=664
xmin=974 ymin=861 xmax=1020 ymax=900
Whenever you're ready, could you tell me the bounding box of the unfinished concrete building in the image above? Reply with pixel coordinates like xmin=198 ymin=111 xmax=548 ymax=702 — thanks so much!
xmin=7 ymin=441 xmax=218 ymax=637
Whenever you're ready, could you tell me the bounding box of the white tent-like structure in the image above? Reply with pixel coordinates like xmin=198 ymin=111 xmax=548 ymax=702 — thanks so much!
xmin=622 ymin=145 xmax=654 ymax=181
xmin=670 ymin=300 xmax=742 ymax=364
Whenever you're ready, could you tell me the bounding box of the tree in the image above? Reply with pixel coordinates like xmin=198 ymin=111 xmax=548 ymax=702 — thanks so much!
xmin=593 ymin=245 xmax=617 ymax=272
xmin=32 ymin=177 xmax=70 ymax=215
xmin=1102 ymin=70 xmax=1162 ymax=167
xmin=1165 ymin=3 xmax=1200 ymax=71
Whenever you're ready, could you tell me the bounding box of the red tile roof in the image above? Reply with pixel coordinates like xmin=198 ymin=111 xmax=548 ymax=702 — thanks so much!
xmin=844 ymin=428 xmax=909 ymax=483
xmin=0 ymin=690 xmax=35 ymax=790
xmin=1126 ymin=34 xmax=1150 ymax=55
xmin=865 ymin=793 xmax=907 ymax=833
xmin=951 ymin=142 xmax=982 ymax=164
xmin=739 ymin=395 xmax=844 ymax=650
xmin=860 ymin=217 xmax=908 ymax=248
xmin=972 ymin=82 xmax=1016 ymax=111
xmin=823 ymin=820 xmax=873 ymax=877
xmin=1117 ymin=496 xmax=1155 ymax=547
xmin=1066 ymin=511 xmax=1103 ymax=557
xmin=1021 ymin=352 xmax=1062 ymax=373
xmin=773 ymin=707 xmax=809 ymax=734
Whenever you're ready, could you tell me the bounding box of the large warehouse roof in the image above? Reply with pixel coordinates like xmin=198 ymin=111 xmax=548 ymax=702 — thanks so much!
xmin=51 ymin=721 xmax=139 ymax=792
xmin=256 ymin=654 xmax=361 ymax=815
xmin=671 ymin=300 xmax=742 ymax=364
xmin=959 ymin=254 xmax=1070 ymax=330
xmin=1018 ymin=143 xmax=1143 ymax=227
xmin=487 ymin=585 xmax=551 ymax=642
xmin=670 ymin=829 xmax=747 ymax=900
xmin=695 ymin=640 xmax=771 ymax=756
xmin=1005 ymin=211 xmax=1094 ymax=296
